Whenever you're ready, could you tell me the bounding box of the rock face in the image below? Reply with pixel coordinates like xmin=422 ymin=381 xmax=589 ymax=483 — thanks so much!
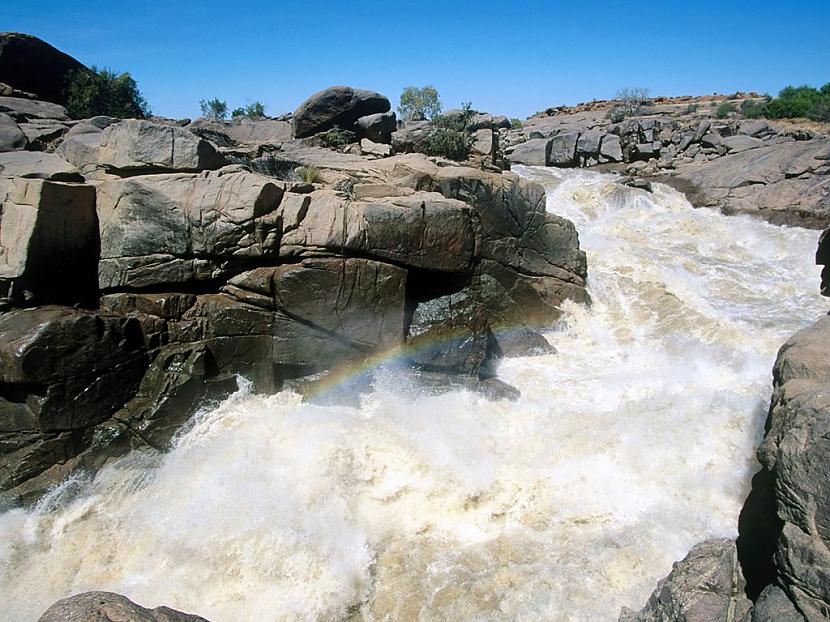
xmin=292 ymin=86 xmax=391 ymax=138
xmin=96 ymin=166 xmax=283 ymax=290
xmin=38 ymin=591 xmax=210 ymax=622
xmin=0 ymin=176 xmax=98 ymax=309
xmin=737 ymin=315 xmax=830 ymax=621
xmin=0 ymin=32 xmax=87 ymax=105
xmin=619 ymin=540 xmax=752 ymax=622
xmin=0 ymin=80 xmax=588 ymax=504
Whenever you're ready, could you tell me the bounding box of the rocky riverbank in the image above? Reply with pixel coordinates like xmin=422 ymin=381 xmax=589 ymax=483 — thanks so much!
xmin=505 ymin=97 xmax=830 ymax=229
xmin=0 ymin=34 xmax=587 ymax=506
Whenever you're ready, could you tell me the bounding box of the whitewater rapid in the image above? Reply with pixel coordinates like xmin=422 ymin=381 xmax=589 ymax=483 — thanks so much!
xmin=0 ymin=168 xmax=825 ymax=621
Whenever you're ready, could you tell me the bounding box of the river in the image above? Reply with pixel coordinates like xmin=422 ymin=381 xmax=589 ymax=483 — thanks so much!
xmin=0 ymin=167 xmax=825 ymax=621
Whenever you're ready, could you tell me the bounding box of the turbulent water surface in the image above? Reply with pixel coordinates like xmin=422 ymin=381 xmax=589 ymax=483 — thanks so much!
xmin=1 ymin=168 xmax=826 ymax=622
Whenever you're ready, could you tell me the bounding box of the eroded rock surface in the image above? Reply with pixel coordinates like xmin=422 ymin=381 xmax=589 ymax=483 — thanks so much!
xmin=38 ymin=591 xmax=210 ymax=622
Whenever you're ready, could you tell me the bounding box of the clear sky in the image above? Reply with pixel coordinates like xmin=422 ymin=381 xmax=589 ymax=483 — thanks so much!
xmin=2 ymin=0 xmax=829 ymax=120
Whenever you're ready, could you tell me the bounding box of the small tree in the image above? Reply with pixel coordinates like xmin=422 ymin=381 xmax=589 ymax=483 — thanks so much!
xmin=200 ymin=98 xmax=228 ymax=120
xmin=510 ymin=117 xmax=523 ymax=129
xmin=398 ymin=85 xmax=442 ymax=121
xmin=65 ymin=66 xmax=150 ymax=119
xmin=613 ymin=87 xmax=649 ymax=118
xmin=423 ymin=101 xmax=475 ymax=161
xmin=716 ymin=100 xmax=736 ymax=119
xmin=232 ymin=101 xmax=266 ymax=119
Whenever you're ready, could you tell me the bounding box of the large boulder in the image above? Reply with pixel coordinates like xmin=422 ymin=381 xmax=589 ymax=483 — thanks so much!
xmin=619 ymin=539 xmax=752 ymax=622
xmin=548 ymin=131 xmax=579 ymax=166
xmin=0 ymin=111 xmax=27 ymax=151
xmin=355 ymin=111 xmax=397 ymax=144
xmin=0 ymin=95 xmax=69 ymax=121
xmin=279 ymin=189 xmax=477 ymax=273
xmin=0 ymin=177 xmax=98 ymax=308
xmin=390 ymin=120 xmax=430 ymax=154
xmin=508 ymin=137 xmax=550 ymax=166
xmin=0 ymin=32 xmax=87 ymax=106
xmin=0 ymin=150 xmax=82 ymax=182
xmin=292 ymin=86 xmax=391 ymax=138
xmin=96 ymin=166 xmax=283 ymax=290
xmin=38 ymin=591 xmax=209 ymax=622
xmin=738 ymin=315 xmax=830 ymax=620
xmin=59 ymin=119 xmax=225 ymax=176
xmin=0 ymin=307 xmax=150 ymax=492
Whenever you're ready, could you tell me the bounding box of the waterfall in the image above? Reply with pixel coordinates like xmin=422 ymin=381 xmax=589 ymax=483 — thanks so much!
xmin=0 ymin=168 xmax=824 ymax=622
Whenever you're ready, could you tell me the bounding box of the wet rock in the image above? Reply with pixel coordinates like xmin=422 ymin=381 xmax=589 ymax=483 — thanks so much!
xmin=487 ymin=325 xmax=556 ymax=357
xmin=96 ymin=166 xmax=283 ymax=290
xmin=292 ymin=85 xmax=390 ymax=138
xmin=0 ymin=307 xmax=150 ymax=491
xmin=549 ymin=131 xmax=579 ymax=166
xmin=620 ymin=539 xmax=752 ymax=622
xmin=0 ymin=32 xmax=87 ymax=106
xmin=0 ymin=177 xmax=98 ymax=308
xmin=737 ymin=315 xmax=830 ymax=619
xmin=38 ymin=591 xmax=210 ymax=622
xmin=749 ymin=585 xmax=804 ymax=622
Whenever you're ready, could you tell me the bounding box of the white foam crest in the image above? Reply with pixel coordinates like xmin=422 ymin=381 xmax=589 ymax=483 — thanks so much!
xmin=0 ymin=167 xmax=826 ymax=621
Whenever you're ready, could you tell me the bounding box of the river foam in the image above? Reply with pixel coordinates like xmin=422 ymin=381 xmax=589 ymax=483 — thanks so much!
xmin=0 ymin=167 xmax=825 ymax=621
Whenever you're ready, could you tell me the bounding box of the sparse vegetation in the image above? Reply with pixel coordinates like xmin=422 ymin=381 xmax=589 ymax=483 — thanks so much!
xmin=740 ymin=98 xmax=769 ymax=119
xmin=423 ymin=101 xmax=475 ymax=161
xmin=318 ymin=126 xmax=356 ymax=150
xmin=296 ymin=165 xmax=320 ymax=183
xmin=510 ymin=117 xmax=523 ymax=129
xmin=232 ymin=101 xmax=267 ymax=119
xmin=65 ymin=66 xmax=150 ymax=119
xmin=398 ymin=85 xmax=442 ymax=121
xmin=715 ymin=101 xmax=736 ymax=118
xmin=200 ymin=98 xmax=228 ymax=120
xmin=612 ymin=87 xmax=649 ymax=118
xmin=684 ymin=103 xmax=699 ymax=114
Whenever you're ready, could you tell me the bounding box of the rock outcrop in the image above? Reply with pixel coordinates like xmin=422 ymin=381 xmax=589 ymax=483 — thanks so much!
xmin=38 ymin=591 xmax=210 ymax=622
xmin=619 ymin=539 xmax=752 ymax=622
xmin=292 ymin=86 xmax=391 ymax=138
xmin=0 ymin=82 xmax=587 ymax=502
xmin=0 ymin=32 xmax=87 ymax=106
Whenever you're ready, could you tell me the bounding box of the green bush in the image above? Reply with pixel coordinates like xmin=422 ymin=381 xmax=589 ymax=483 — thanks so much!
xmin=65 ymin=66 xmax=150 ymax=119
xmin=715 ymin=101 xmax=736 ymax=119
xmin=200 ymin=98 xmax=228 ymax=120
xmin=763 ymin=84 xmax=830 ymax=121
xmin=232 ymin=101 xmax=266 ymax=119
xmin=740 ymin=98 xmax=768 ymax=119
xmin=398 ymin=85 xmax=442 ymax=121
xmin=296 ymin=165 xmax=320 ymax=183
xmin=510 ymin=117 xmax=523 ymax=129
xmin=423 ymin=102 xmax=475 ymax=161
xmin=318 ymin=126 xmax=355 ymax=150
xmin=683 ymin=103 xmax=699 ymax=114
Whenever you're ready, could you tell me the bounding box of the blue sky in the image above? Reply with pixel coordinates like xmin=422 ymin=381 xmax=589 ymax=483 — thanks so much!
xmin=2 ymin=1 xmax=829 ymax=120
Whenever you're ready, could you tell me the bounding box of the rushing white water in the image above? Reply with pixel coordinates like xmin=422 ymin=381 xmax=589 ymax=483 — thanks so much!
xmin=0 ymin=168 xmax=825 ymax=622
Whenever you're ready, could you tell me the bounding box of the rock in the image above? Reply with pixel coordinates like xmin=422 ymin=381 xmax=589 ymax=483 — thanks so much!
xmin=488 ymin=325 xmax=556 ymax=357
xmin=0 ymin=95 xmax=68 ymax=121
xmin=701 ymin=131 xmax=722 ymax=148
xmin=390 ymin=120 xmax=431 ymax=154
xmin=620 ymin=539 xmax=752 ymax=622
xmin=279 ymin=189 xmax=477 ymax=273
xmin=0 ymin=307 xmax=150 ymax=491
xmin=0 ymin=177 xmax=98 ymax=308
xmin=472 ymin=128 xmax=495 ymax=160
xmin=355 ymin=111 xmax=397 ymax=144
xmin=187 ymin=117 xmax=292 ymax=149
xmin=737 ymin=315 xmax=830 ymax=620
xmin=576 ymin=129 xmax=602 ymax=157
xmin=224 ymin=257 xmax=406 ymax=353
xmin=91 ymin=119 xmax=226 ymax=175
xmin=292 ymin=86 xmax=391 ymax=138
xmin=0 ymin=111 xmax=26 ymax=151
xmin=37 ymin=591 xmax=210 ymax=622
xmin=749 ymin=585 xmax=804 ymax=622
xmin=20 ymin=119 xmax=68 ymax=149
xmin=359 ymin=137 xmax=392 ymax=158
xmin=508 ymin=138 xmax=551 ymax=166
xmin=739 ymin=120 xmax=771 ymax=138
xmin=0 ymin=32 xmax=87 ymax=106
xmin=549 ymin=131 xmax=579 ymax=166
xmin=96 ymin=166 xmax=283 ymax=290
xmin=600 ymin=133 xmax=623 ymax=162
xmin=817 ymin=227 xmax=830 ymax=296
xmin=722 ymin=135 xmax=764 ymax=153
xmin=0 ymin=151 xmax=82 ymax=181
